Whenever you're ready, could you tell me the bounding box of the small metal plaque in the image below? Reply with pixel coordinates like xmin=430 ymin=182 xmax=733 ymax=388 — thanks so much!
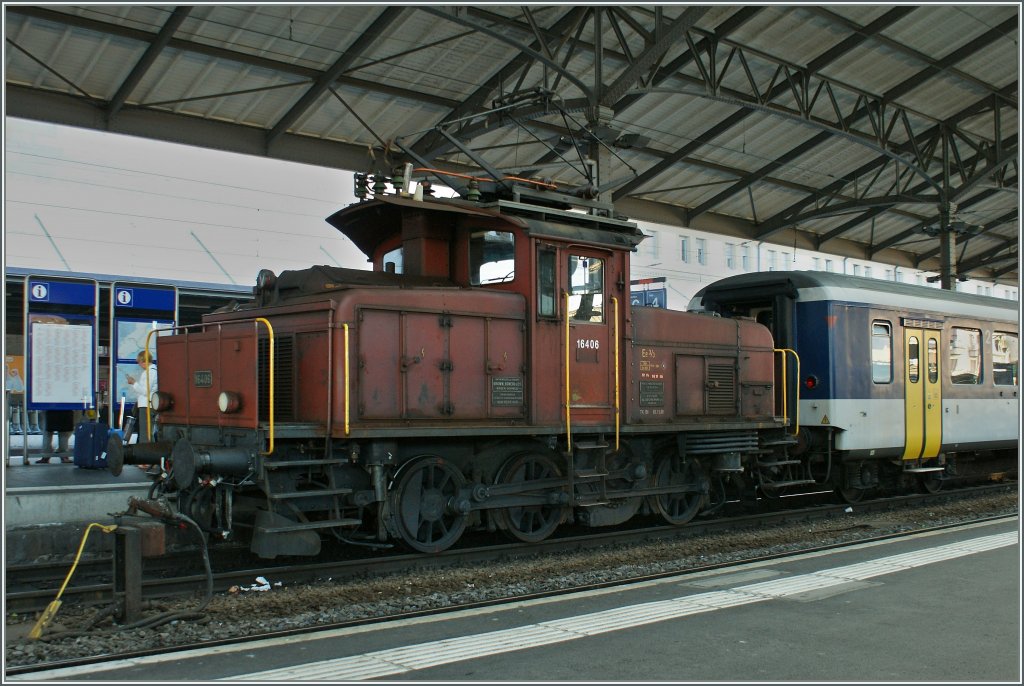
xmin=639 ymin=380 xmax=664 ymax=406
xmin=491 ymin=376 xmax=524 ymax=406
xmin=194 ymin=370 xmax=213 ymax=387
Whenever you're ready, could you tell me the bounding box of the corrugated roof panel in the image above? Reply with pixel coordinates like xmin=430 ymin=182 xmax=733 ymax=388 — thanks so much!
xmin=881 ymin=5 xmax=1018 ymax=57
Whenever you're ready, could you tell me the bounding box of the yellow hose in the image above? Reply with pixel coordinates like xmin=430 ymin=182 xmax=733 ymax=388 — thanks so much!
xmin=29 ymin=523 xmax=118 ymax=640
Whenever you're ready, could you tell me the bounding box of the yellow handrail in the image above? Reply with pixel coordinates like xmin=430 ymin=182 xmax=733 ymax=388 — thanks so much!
xmin=612 ymin=296 xmax=620 ymax=452
xmin=142 ymin=327 xmax=174 ymax=438
xmin=343 ymin=323 xmax=350 ymax=436
xmin=256 ymin=318 xmax=275 ymax=454
xmin=564 ymin=291 xmax=571 ymax=451
xmin=773 ymin=348 xmax=800 ymax=436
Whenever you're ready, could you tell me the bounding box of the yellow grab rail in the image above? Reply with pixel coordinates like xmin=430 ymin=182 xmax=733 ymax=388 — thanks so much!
xmin=255 ymin=318 xmax=275 ymax=454
xmin=773 ymin=348 xmax=800 ymax=436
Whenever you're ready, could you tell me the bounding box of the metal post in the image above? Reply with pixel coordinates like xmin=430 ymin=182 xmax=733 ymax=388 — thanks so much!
xmin=939 ymin=126 xmax=956 ymax=290
xmin=113 ymin=526 xmax=143 ymax=624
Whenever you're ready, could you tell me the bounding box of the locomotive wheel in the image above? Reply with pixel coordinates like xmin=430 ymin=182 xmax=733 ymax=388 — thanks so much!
xmin=493 ymin=451 xmax=567 ymax=543
xmin=649 ymin=457 xmax=704 ymax=526
xmin=837 ymin=486 xmax=866 ymax=504
xmin=389 ymin=457 xmax=467 ymax=553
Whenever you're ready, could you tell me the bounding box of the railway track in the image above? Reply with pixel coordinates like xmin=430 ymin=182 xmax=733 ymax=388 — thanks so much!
xmin=6 ymin=482 xmax=1015 ymax=615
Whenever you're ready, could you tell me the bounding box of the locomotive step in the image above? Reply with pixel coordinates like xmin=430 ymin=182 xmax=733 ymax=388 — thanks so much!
xmin=256 ymin=517 xmax=362 ymax=534
xmin=760 ymin=438 xmax=799 ymax=447
xmin=756 ymin=459 xmax=803 ymax=467
xmin=903 ymin=466 xmax=946 ymax=473
xmin=263 ymin=458 xmax=348 ymax=468
xmin=268 ymin=487 xmax=354 ymax=500
xmin=574 ymin=441 xmax=610 ymax=450
xmin=573 ymin=468 xmax=609 ymax=479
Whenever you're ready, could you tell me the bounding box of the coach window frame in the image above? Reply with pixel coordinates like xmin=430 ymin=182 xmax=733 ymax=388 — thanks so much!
xmin=992 ymin=331 xmax=1018 ymax=386
xmin=871 ymin=320 xmax=893 ymax=383
xmin=949 ymin=326 xmax=982 ymax=385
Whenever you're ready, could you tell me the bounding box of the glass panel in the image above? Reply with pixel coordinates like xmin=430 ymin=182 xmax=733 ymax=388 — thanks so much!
xmin=470 ymin=230 xmax=516 ymax=285
xmin=537 ymin=248 xmax=557 ymax=317
xmin=992 ymin=332 xmax=1018 ymax=386
xmin=949 ymin=327 xmax=981 ymax=384
xmin=568 ymin=255 xmax=604 ymax=322
xmin=871 ymin=322 xmax=892 ymax=383
xmin=927 ymin=338 xmax=938 ymax=383
xmin=908 ymin=336 xmax=920 ymax=383
xmin=382 ymin=247 xmax=403 ymax=274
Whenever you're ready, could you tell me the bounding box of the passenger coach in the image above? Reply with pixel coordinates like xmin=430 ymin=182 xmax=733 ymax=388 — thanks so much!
xmin=693 ymin=271 xmax=1019 ymax=501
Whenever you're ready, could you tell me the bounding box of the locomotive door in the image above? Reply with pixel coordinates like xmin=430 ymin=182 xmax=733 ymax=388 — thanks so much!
xmin=902 ymin=327 xmax=942 ymax=460
xmin=565 ymin=252 xmax=614 ymax=426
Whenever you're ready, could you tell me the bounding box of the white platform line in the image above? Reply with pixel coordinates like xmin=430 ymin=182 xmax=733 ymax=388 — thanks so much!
xmin=222 ymin=530 xmax=1017 ymax=681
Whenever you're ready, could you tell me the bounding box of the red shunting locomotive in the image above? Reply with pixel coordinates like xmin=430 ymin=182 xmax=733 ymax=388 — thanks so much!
xmin=111 ymin=178 xmax=799 ymax=557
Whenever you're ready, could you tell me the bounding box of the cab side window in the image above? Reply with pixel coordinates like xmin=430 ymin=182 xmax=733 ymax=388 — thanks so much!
xmin=537 ymin=247 xmax=557 ymax=317
xmin=568 ymin=255 xmax=604 ymax=322
xmin=470 ymin=230 xmax=515 ymax=285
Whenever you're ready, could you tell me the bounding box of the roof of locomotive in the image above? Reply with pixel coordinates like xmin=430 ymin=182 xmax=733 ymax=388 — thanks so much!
xmin=325 ymin=194 xmax=646 ymax=259
xmin=694 ymin=270 xmax=1019 ymax=324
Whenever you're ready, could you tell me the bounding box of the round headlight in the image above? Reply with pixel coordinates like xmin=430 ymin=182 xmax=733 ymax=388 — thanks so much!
xmin=218 ymin=391 xmax=241 ymax=413
xmin=151 ymin=391 xmax=173 ymax=412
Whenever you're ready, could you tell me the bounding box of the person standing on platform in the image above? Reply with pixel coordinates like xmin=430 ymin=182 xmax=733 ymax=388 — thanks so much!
xmin=35 ymin=409 xmax=73 ymax=464
xmin=125 ymin=350 xmax=158 ymax=442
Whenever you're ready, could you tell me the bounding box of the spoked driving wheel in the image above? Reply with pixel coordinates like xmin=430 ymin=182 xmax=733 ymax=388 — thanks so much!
xmin=389 ymin=457 xmax=467 ymax=553
xmin=493 ymin=451 xmax=567 ymax=543
xmin=648 ymin=457 xmax=705 ymax=526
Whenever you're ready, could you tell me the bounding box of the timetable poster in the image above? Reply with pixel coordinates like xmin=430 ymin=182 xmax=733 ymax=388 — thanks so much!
xmin=29 ymin=321 xmax=94 ymax=405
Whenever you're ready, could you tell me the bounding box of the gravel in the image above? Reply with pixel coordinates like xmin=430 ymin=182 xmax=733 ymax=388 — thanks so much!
xmin=5 ymin=490 xmax=1017 ymax=668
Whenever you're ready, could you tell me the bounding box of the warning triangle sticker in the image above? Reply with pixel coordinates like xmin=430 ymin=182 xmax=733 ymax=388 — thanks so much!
xmin=821 ymin=415 xmax=830 ymax=425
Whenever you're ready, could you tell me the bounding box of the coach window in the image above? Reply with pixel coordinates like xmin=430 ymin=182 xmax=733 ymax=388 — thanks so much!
xmin=871 ymin=321 xmax=892 ymax=383
xmin=568 ymin=255 xmax=604 ymax=322
xmin=927 ymin=338 xmax=938 ymax=383
xmin=949 ymin=327 xmax=982 ymax=384
xmin=470 ymin=230 xmax=515 ymax=285
xmin=907 ymin=336 xmax=920 ymax=383
xmin=537 ymin=247 xmax=557 ymax=317
xmin=992 ymin=332 xmax=1018 ymax=386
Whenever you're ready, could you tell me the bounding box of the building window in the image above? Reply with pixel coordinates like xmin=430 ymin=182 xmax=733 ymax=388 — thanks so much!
xmin=895 ymin=270 xmax=904 ymax=283
xmin=696 ymin=238 xmax=707 ymax=265
xmin=767 ymin=249 xmax=777 ymax=271
xmin=782 ymin=252 xmax=792 ymax=270
xmin=864 ymin=266 xmax=872 ymax=278
xmin=885 ymin=269 xmax=892 ymax=281
xmin=640 ymin=230 xmax=659 ymax=260
xmin=853 ymin=264 xmax=861 ymax=276
xmin=813 ymin=257 xmax=821 ymax=271
xmin=725 ymin=243 xmax=736 ymax=269
xmin=825 ymin=259 xmax=833 ymax=273
xmin=871 ymin=321 xmax=892 ymax=383
xmin=741 ymin=245 xmax=750 ymax=270
xmin=949 ymin=327 xmax=982 ymax=384
xmin=681 ymin=237 xmax=690 ymax=263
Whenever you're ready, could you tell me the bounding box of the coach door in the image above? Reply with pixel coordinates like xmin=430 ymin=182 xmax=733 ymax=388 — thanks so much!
xmin=565 ymin=252 xmax=614 ymax=426
xmin=902 ymin=325 xmax=942 ymax=460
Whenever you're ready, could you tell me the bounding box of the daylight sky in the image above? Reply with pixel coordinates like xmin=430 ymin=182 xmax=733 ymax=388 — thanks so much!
xmin=3 ymin=117 xmax=371 ymax=287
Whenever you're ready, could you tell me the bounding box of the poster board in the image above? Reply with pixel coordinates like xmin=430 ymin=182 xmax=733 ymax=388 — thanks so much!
xmin=28 ymin=321 xmax=94 ymax=406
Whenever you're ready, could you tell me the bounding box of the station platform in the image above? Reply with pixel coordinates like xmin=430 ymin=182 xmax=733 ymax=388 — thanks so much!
xmin=4 ymin=434 xmax=155 ymax=564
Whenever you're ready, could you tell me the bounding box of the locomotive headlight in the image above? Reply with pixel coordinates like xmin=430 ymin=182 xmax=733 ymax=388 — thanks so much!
xmin=151 ymin=391 xmax=174 ymax=412
xmin=218 ymin=391 xmax=242 ymax=413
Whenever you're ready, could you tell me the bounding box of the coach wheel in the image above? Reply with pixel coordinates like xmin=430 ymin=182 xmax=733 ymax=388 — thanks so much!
xmin=837 ymin=486 xmax=866 ymax=504
xmin=389 ymin=457 xmax=467 ymax=553
xmin=919 ymin=473 xmax=943 ymax=494
xmin=649 ymin=457 xmax=704 ymax=526
xmin=493 ymin=451 xmax=567 ymax=543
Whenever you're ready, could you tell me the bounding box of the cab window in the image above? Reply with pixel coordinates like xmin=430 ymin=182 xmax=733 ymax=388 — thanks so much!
xmin=568 ymin=255 xmax=604 ymax=322
xmin=382 ymin=247 xmax=403 ymax=274
xmin=537 ymin=247 xmax=557 ymax=317
xmin=470 ymin=230 xmax=515 ymax=285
